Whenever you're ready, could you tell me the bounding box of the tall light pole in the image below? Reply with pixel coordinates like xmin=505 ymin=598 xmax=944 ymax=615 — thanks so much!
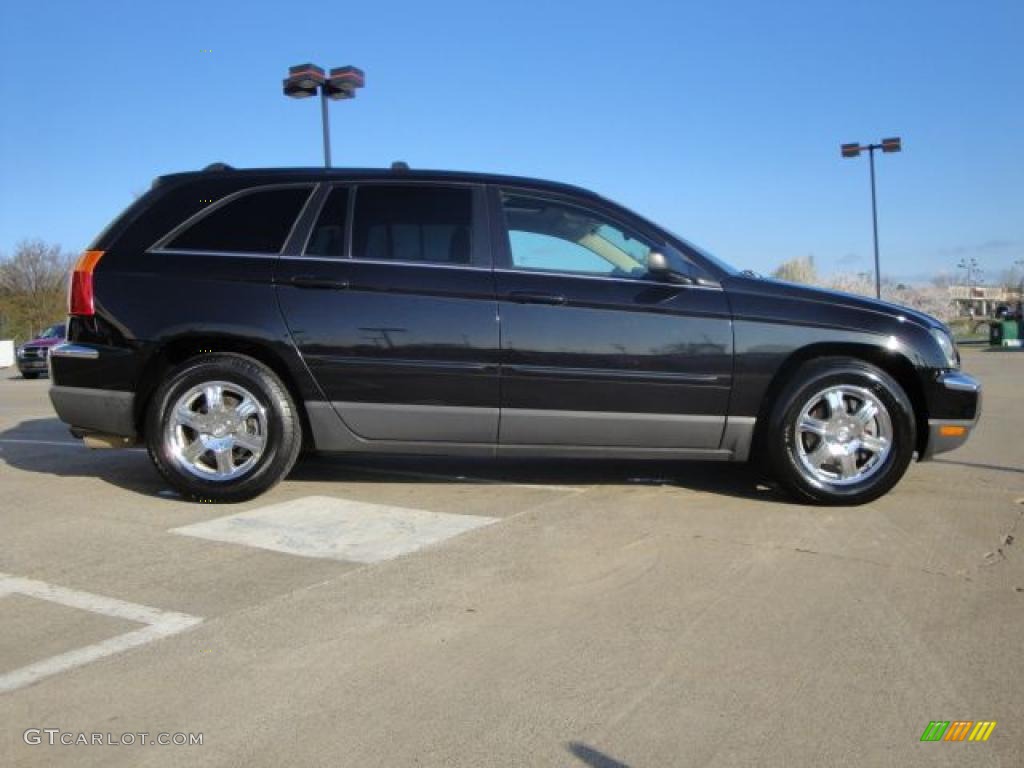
xmin=957 ymin=256 xmax=981 ymax=291
xmin=957 ymin=256 xmax=982 ymax=316
xmin=283 ymin=63 xmax=365 ymax=168
xmin=841 ymin=137 xmax=902 ymax=299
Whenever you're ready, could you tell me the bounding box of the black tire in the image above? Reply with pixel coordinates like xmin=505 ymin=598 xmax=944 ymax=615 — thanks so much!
xmin=766 ymin=357 xmax=915 ymax=505
xmin=145 ymin=353 xmax=302 ymax=503
xmin=22 ymin=372 xmax=40 ymax=380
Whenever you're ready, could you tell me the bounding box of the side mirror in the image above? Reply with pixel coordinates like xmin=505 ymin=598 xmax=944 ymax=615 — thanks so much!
xmin=647 ymin=251 xmax=693 ymax=284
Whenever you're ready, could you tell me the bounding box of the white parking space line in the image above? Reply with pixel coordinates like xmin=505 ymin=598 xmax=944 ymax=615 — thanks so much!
xmin=0 ymin=438 xmax=145 ymax=452
xmin=0 ymin=573 xmax=202 ymax=694
xmin=0 ymin=438 xmax=84 ymax=448
xmin=171 ymin=495 xmax=499 ymax=564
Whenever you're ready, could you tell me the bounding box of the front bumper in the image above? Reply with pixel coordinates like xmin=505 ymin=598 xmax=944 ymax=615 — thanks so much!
xmin=17 ymin=359 xmax=49 ymax=373
xmin=921 ymin=371 xmax=982 ymax=459
xmin=16 ymin=346 xmax=52 ymax=373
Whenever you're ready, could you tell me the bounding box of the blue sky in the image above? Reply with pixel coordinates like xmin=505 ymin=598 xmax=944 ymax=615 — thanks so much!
xmin=1 ymin=0 xmax=1021 ymax=282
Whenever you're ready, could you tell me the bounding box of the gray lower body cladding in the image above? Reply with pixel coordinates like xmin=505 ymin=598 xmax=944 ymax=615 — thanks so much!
xmin=305 ymin=401 xmax=756 ymax=461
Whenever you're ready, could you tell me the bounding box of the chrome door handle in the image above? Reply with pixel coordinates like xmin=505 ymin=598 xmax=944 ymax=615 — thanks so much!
xmin=506 ymin=291 xmax=567 ymax=305
xmin=289 ymin=275 xmax=350 ymax=290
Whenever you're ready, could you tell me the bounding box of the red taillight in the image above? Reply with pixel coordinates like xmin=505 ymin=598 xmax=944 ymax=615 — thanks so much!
xmin=69 ymin=250 xmax=104 ymax=316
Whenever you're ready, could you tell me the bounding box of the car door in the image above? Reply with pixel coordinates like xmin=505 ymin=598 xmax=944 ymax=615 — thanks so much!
xmin=275 ymin=181 xmax=499 ymax=444
xmin=491 ymin=186 xmax=733 ymax=451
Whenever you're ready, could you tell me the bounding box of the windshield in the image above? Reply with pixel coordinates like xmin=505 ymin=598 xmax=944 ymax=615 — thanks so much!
xmin=39 ymin=324 xmax=65 ymax=339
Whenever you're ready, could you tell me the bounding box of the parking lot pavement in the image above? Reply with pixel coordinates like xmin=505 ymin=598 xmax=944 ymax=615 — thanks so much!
xmin=1 ymin=349 xmax=1021 ymax=767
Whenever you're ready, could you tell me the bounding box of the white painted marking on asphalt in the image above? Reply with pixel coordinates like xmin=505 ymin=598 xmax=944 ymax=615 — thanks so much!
xmin=0 ymin=438 xmax=84 ymax=447
xmin=0 ymin=573 xmax=202 ymax=694
xmin=0 ymin=438 xmax=145 ymax=450
xmin=171 ymin=495 xmax=499 ymax=564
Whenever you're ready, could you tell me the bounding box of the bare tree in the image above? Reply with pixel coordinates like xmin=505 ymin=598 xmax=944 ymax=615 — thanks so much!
xmin=998 ymin=265 xmax=1023 ymax=297
xmin=0 ymin=239 xmax=75 ymax=342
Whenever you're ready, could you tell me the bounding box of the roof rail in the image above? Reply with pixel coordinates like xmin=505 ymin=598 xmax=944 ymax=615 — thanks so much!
xmin=202 ymin=162 xmax=234 ymax=172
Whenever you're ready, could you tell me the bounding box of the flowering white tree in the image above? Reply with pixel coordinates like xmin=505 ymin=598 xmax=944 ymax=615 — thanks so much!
xmin=880 ymin=282 xmax=957 ymax=323
xmin=770 ymin=256 xmax=956 ymax=322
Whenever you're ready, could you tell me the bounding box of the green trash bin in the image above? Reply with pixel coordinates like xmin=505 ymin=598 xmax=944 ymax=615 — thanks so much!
xmin=990 ymin=322 xmax=1003 ymax=345
xmin=1003 ymin=320 xmax=1021 ymax=341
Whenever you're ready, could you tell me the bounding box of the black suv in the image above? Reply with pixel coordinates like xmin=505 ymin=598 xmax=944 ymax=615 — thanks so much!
xmin=48 ymin=165 xmax=980 ymax=504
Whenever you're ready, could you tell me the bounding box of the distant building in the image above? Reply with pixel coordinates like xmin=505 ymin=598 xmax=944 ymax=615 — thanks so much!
xmin=948 ymin=284 xmax=1020 ymax=316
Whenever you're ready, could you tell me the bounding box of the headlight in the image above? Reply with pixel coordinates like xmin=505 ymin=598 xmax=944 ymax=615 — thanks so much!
xmin=931 ymin=328 xmax=959 ymax=369
xmin=16 ymin=347 xmax=26 ymax=359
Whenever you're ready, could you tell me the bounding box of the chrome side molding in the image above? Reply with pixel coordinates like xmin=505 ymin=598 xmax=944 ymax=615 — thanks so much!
xmin=50 ymin=344 xmax=99 ymax=360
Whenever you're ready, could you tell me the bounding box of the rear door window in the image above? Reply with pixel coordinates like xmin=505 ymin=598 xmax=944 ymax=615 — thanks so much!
xmin=351 ymin=185 xmax=474 ymax=265
xmin=165 ymin=186 xmax=312 ymax=254
xmin=304 ymin=187 xmax=351 ymax=257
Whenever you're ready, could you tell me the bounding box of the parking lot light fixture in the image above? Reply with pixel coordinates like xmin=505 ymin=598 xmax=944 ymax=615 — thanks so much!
xmin=957 ymin=257 xmax=982 ymax=292
xmin=1011 ymin=258 xmax=1024 ymax=303
xmin=283 ymin=63 xmax=365 ymax=168
xmin=841 ymin=137 xmax=902 ymax=299
xmin=283 ymin=64 xmax=324 ymax=98
xmin=327 ymin=66 xmax=365 ymax=100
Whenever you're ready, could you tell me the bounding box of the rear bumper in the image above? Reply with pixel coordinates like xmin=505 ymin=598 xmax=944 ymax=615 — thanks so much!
xmin=48 ymin=343 xmax=137 ymax=437
xmin=921 ymin=371 xmax=982 ymax=459
xmin=49 ymin=385 xmax=137 ymax=438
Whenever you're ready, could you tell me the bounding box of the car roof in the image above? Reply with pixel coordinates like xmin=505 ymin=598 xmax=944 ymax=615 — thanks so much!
xmin=155 ymin=166 xmax=604 ymax=201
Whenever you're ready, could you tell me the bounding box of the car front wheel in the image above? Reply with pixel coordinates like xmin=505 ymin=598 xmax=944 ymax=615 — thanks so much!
xmin=766 ymin=357 xmax=915 ymax=505
xmin=145 ymin=353 xmax=302 ymax=503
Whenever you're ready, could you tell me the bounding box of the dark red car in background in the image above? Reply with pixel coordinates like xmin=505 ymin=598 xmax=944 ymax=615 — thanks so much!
xmin=16 ymin=324 xmax=65 ymax=378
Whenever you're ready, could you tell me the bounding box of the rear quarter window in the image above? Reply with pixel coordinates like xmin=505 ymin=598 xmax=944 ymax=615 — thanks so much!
xmin=96 ymin=178 xmax=251 ymax=254
xmin=163 ymin=186 xmax=312 ymax=253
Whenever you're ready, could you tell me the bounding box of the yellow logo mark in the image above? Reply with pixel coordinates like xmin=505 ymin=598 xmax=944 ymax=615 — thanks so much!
xmin=968 ymin=721 xmax=997 ymax=742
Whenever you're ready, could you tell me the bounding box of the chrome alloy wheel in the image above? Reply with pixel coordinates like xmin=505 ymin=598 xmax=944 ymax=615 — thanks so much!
xmin=793 ymin=384 xmax=893 ymax=486
xmin=165 ymin=381 xmax=268 ymax=482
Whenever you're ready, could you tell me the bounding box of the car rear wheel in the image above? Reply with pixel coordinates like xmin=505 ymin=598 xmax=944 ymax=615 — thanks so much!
xmin=766 ymin=357 xmax=915 ymax=505
xmin=145 ymin=353 xmax=302 ymax=503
